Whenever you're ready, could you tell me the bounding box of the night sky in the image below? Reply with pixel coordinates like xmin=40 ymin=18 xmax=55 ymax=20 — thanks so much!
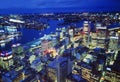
xmin=0 ymin=0 xmax=120 ymax=13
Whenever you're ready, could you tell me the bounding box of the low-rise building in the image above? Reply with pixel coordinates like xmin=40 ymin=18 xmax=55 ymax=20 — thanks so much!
xmin=31 ymin=58 xmax=43 ymax=72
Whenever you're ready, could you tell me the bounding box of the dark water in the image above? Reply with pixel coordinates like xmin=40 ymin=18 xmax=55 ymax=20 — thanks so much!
xmin=0 ymin=18 xmax=85 ymax=52
xmin=0 ymin=19 xmax=64 ymax=52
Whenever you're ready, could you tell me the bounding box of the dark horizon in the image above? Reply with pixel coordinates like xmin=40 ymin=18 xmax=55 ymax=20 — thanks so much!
xmin=0 ymin=7 xmax=120 ymax=15
xmin=0 ymin=0 xmax=120 ymax=14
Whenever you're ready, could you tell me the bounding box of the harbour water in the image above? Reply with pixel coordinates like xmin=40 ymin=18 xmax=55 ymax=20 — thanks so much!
xmin=0 ymin=18 xmax=85 ymax=52
xmin=0 ymin=19 xmax=65 ymax=52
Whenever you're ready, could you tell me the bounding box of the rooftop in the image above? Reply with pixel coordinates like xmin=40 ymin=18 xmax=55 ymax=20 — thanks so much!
xmin=67 ymin=73 xmax=87 ymax=82
xmin=3 ymin=70 xmax=19 ymax=80
xmin=47 ymin=56 xmax=68 ymax=69
xmin=31 ymin=58 xmax=43 ymax=68
xmin=77 ymin=62 xmax=92 ymax=70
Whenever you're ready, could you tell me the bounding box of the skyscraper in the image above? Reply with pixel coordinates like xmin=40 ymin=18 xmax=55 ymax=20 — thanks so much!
xmin=47 ymin=56 xmax=73 ymax=82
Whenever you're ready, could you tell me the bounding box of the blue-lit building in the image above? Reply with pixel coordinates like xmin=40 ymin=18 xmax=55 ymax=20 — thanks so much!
xmin=66 ymin=73 xmax=87 ymax=82
xmin=2 ymin=70 xmax=21 ymax=82
xmin=47 ymin=56 xmax=73 ymax=82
